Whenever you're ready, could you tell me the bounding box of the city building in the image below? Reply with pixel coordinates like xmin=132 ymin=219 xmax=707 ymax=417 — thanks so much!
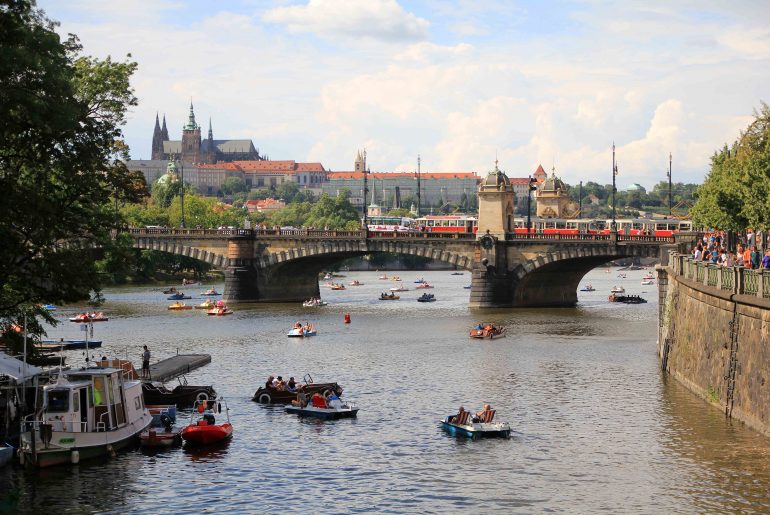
xmin=244 ymin=198 xmax=286 ymax=214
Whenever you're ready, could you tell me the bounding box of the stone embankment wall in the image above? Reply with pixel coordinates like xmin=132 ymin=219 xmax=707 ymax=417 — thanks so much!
xmin=658 ymin=254 xmax=770 ymax=436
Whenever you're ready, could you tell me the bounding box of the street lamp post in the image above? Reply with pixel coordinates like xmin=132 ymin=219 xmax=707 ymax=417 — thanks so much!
xmin=417 ymin=154 xmax=421 ymax=217
xmin=611 ymin=143 xmax=617 ymax=232
xmin=578 ymin=180 xmax=583 ymax=221
xmin=179 ymin=157 xmax=185 ymax=229
xmin=363 ymin=167 xmax=368 ymax=231
xmin=526 ymin=176 xmax=537 ymax=236
xmin=668 ymin=152 xmax=674 ymax=217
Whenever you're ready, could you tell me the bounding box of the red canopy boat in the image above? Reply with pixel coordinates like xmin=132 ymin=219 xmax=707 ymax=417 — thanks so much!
xmin=181 ymin=395 xmax=232 ymax=445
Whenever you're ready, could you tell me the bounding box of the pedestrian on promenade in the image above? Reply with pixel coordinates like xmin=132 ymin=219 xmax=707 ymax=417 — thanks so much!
xmin=751 ymin=246 xmax=761 ymax=269
xmin=762 ymin=250 xmax=770 ymax=269
xmin=142 ymin=345 xmax=151 ymax=379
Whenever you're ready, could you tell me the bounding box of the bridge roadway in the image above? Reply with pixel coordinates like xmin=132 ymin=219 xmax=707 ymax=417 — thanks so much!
xmin=127 ymin=227 xmax=693 ymax=308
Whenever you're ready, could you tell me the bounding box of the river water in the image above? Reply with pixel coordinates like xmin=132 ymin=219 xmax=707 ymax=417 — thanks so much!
xmin=3 ymin=267 xmax=770 ymax=513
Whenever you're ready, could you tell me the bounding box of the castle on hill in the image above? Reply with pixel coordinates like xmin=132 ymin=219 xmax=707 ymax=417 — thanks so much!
xmin=151 ymin=102 xmax=263 ymax=164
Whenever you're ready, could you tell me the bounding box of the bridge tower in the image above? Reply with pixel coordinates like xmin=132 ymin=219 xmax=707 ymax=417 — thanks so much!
xmin=470 ymin=162 xmax=517 ymax=308
xmin=476 ymin=161 xmax=515 ymax=238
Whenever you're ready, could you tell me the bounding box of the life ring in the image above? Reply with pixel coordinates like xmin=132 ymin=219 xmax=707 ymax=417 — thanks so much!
xmin=258 ymin=392 xmax=272 ymax=404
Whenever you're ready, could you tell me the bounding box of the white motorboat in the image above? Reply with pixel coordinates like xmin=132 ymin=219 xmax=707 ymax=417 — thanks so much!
xmin=610 ymin=286 xmax=625 ymax=294
xmin=20 ymin=365 xmax=152 ymax=467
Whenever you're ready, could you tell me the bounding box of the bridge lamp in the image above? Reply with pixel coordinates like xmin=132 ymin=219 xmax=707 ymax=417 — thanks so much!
xmin=667 ymin=152 xmax=672 ymax=217
xmin=526 ymin=176 xmax=538 ymax=236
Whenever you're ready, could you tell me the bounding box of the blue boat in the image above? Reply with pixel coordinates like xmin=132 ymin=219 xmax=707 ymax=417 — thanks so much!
xmin=440 ymin=411 xmax=511 ymax=439
xmin=167 ymin=293 xmax=191 ymax=300
xmin=287 ymin=327 xmax=316 ymax=337
xmin=39 ymin=339 xmax=103 ymax=350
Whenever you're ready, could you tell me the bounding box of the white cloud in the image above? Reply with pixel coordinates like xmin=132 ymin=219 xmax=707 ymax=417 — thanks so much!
xmin=263 ymin=0 xmax=429 ymax=42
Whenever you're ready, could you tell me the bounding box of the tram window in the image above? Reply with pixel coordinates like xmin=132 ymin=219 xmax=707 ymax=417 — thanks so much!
xmin=633 ymin=223 xmax=643 ymax=230
xmin=427 ymin=220 xmax=434 ymax=227
xmin=556 ymin=221 xmax=566 ymax=229
xmin=47 ymin=390 xmax=69 ymax=412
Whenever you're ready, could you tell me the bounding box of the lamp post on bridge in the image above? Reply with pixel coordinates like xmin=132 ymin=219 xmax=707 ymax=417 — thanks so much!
xmin=178 ymin=156 xmax=185 ymax=229
xmin=611 ymin=143 xmax=618 ymax=233
xmin=526 ymin=176 xmax=537 ymax=236
xmin=362 ymin=167 xmax=368 ymax=232
xmin=667 ymin=152 xmax=674 ymax=218
xmin=417 ymin=154 xmax=421 ymax=217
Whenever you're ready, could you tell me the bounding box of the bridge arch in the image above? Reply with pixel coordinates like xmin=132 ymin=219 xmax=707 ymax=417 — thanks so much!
xmin=133 ymin=238 xmax=230 ymax=268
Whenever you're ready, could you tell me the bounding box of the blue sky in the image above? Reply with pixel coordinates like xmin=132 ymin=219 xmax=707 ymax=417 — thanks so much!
xmin=39 ymin=0 xmax=770 ymax=188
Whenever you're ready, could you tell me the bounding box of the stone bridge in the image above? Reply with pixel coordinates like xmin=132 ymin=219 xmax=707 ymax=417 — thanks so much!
xmin=128 ymin=228 xmax=697 ymax=308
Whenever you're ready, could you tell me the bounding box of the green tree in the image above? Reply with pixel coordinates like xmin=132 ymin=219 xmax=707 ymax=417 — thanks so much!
xmin=692 ymin=103 xmax=770 ymax=230
xmin=221 ymin=176 xmax=247 ymax=196
xmin=305 ymin=192 xmax=360 ymax=229
xmin=0 ymin=1 xmax=142 ymax=346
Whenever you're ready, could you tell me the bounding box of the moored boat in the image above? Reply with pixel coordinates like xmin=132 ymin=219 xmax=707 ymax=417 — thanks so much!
xmin=142 ymin=382 xmax=217 ymax=408
xmin=140 ymin=412 xmax=181 ymax=447
xmin=19 ymin=365 xmax=152 ymax=467
xmin=38 ymin=339 xmax=103 ymax=350
xmin=181 ymin=395 xmax=232 ymax=446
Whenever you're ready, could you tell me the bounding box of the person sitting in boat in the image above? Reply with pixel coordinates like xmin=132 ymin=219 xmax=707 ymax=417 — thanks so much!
xmin=294 ymin=321 xmax=302 ymax=329
xmin=327 ymin=393 xmax=343 ymax=409
xmin=310 ymin=392 xmax=328 ymax=409
xmin=275 ymin=376 xmax=286 ymax=390
xmin=265 ymin=375 xmax=275 ymax=389
xmin=286 ymin=377 xmax=297 ymax=392
xmin=202 ymin=412 xmax=215 ymax=426
xmin=291 ymin=391 xmax=308 ymax=408
xmin=474 ymin=323 xmax=483 ymax=331
xmin=473 ymin=404 xmax=493 ymax=423
xmin=450 ymin=406 xmax=467 ymax=424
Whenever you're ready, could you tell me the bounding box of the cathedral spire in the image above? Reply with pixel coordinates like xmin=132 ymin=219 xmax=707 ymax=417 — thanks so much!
xmin=184 ymin=101 xmax=198 ymax=130
xmin=161 ymin=114 xmax=169 ymax=141
xmin=208 ymin=118 xmax=213 ymax=141
xmin=151 ymin=112 xmax=163 ymax=160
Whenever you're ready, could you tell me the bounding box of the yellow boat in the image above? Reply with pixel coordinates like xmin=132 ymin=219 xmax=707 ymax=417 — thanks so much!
xmin=168 ymin=302 xmax=192 ymax=310
xmin=195 ymin=300 xmax=215 ymax=309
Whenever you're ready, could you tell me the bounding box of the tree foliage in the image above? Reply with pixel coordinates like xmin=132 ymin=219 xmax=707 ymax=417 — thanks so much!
xmin=691 ymin=103 xmax=770 ymax=230
xmin=0 ymin=1 xmax=144 ymax=344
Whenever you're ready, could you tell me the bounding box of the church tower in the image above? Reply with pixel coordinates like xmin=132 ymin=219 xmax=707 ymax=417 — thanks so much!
xmin=181 ymin=102 xmax=202 ymax=163
xmin=161 ymin=114 xmax=169 ymax=141
xmin=151 ymin=113 xmax=164 ymax=160
xmin=354 ymin=149 xmax=367 ymax=172
xmin=476 ymin=160 xmax=515 ymax=238
xmin=203 ymin=118 xmax=216 ymax=164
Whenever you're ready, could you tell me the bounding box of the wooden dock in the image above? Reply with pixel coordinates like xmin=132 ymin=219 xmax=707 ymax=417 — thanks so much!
xmin=145 ymin=354 xmax=211 ymax=383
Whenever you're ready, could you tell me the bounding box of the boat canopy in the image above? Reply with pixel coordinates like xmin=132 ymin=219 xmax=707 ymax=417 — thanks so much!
xmin=0 ymin=352 xmax=43 ymax=381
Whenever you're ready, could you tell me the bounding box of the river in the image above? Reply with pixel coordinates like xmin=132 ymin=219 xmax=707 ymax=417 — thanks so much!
xmin=2 ymin=267 xmax=770 ymax=513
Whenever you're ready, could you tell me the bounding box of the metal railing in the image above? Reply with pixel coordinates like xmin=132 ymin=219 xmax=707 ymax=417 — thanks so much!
xmin=672 ymin=254 xmax=770 ymax=299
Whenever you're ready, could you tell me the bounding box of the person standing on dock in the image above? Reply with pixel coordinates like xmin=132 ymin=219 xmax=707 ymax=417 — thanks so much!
xmin=142 ymin=345 xmax=151 ymax=379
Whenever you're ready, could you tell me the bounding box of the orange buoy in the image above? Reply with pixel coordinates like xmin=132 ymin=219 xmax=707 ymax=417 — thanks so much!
xmin=344 ymin=313 xmax=351 ymax=324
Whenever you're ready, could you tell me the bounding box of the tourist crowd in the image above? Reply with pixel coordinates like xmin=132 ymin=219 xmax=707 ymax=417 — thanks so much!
xmin=692 ymin=230 xmax=770 ymax=269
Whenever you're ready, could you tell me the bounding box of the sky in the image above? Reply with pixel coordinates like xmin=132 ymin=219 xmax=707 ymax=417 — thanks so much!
xmin=38 ymin=0 xmax=770 ymax=189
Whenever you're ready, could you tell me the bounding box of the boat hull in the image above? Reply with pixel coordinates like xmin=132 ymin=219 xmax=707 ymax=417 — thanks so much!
xmin=181 ymin=423 xmax=232 ymax=445
xmin=441 ymin=417 xmax=511 ymax=439
xmin=287 ymin=329 xmax=316 ymax=337
xmin=20 ymin=416 xmax=152 ymax=468
xmin=285 ymin=406 xmax=358 ymax=419
xmin=140 ymin=428 xmax=181 ymax=447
